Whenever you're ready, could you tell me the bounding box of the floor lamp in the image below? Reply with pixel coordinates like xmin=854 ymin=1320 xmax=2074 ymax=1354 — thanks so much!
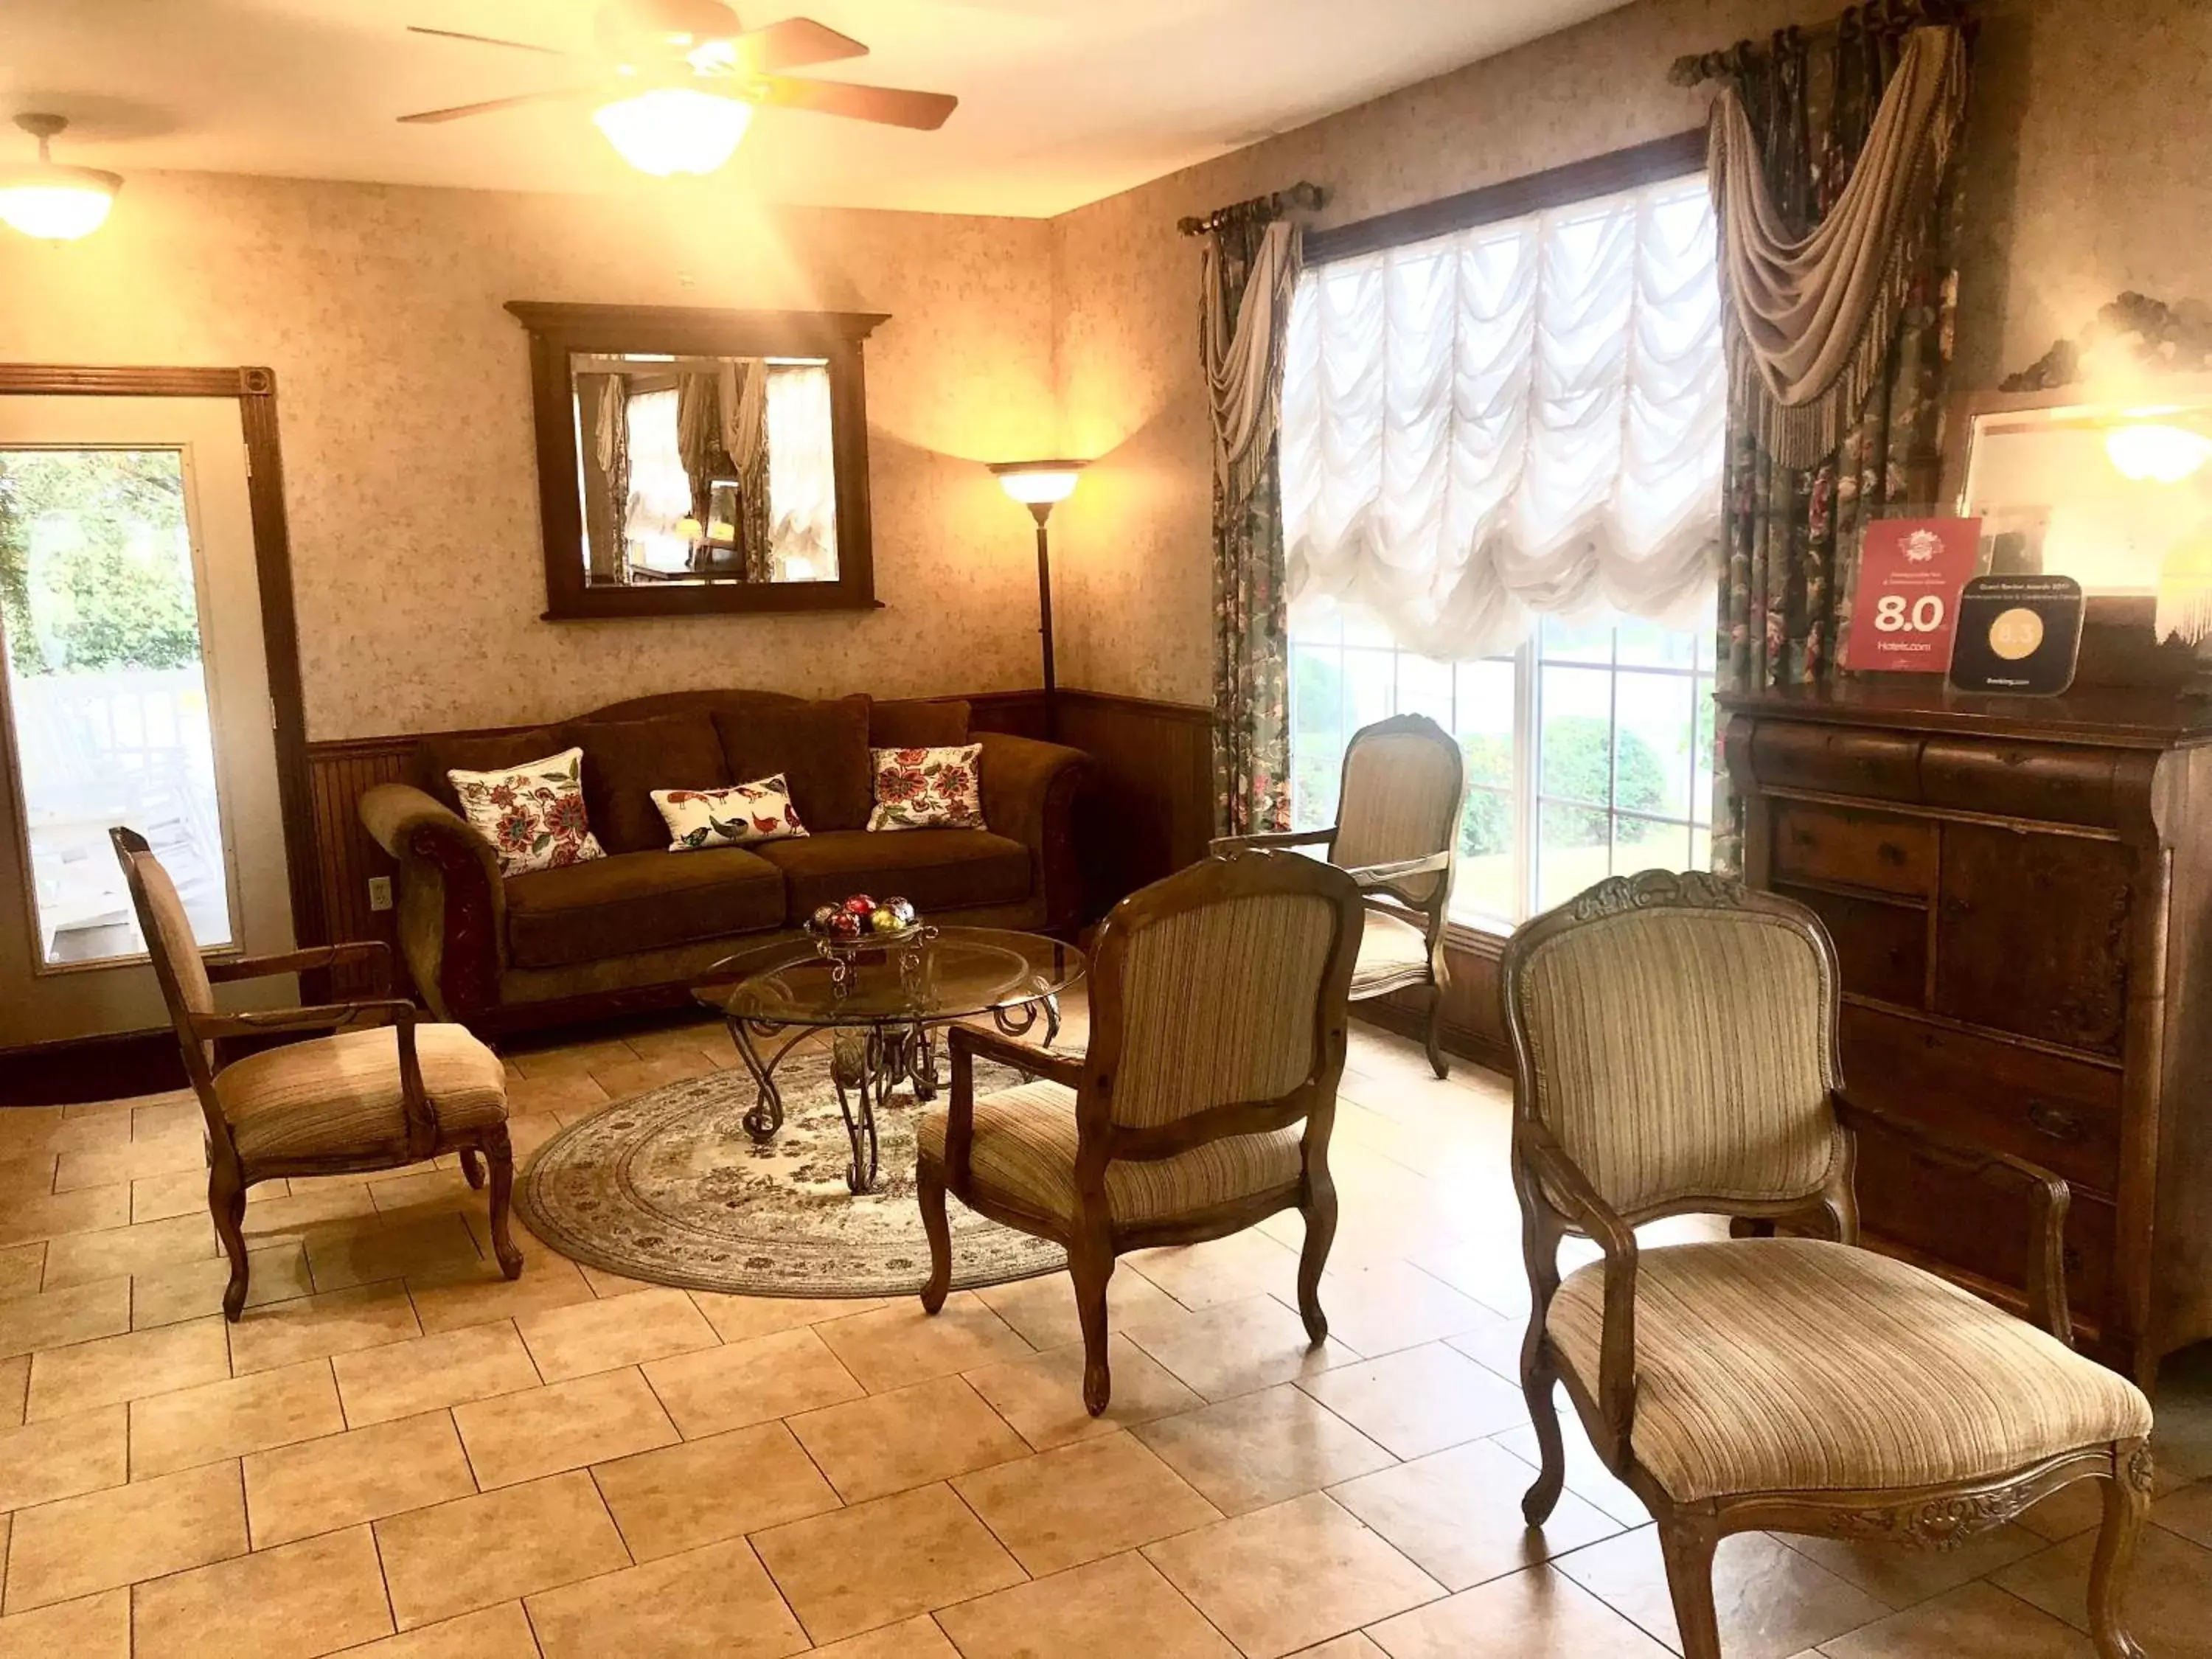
xmin=990 ymin=459 xmax=1086 ymax=737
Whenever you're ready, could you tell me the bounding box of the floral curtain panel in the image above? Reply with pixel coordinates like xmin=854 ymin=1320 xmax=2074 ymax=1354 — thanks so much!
xmin=1709 ymin=21 xmax=1969 ymax=869
xmin=1280 ymin=175 xmax=1725 ymax=659
xmin=1203 ymin=216 xmax=1301 ymax=836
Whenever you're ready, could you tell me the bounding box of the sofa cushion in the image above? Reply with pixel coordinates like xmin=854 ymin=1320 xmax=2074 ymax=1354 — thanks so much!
xmin=713 ymin=695 xmax=873 ymax=832
xmin=504 ymin=847 xmax=783 ymax=970
xmin=417 ymin=726 xmax=566 ymax=814
xmin=754 ymin=828 xmax=1031 ymax=919
xmin=872 ymin=698 xmax=971 ymax=748
xmin=572 ymin=713 xmax=731 ymax=854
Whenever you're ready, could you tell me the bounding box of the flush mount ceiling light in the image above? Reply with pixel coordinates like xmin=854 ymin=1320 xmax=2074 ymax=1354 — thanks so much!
xmin=591 ymin=86 xmax=754 ymax=176
xmin=398 ymin=1 xmax=959 ymax=180
xmin=0 ymin=114 xmax=121 ymax=242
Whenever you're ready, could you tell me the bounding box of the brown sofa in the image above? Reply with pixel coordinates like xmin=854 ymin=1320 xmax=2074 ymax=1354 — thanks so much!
xmin=359 ymin=690 xmax=1088 ymax=1036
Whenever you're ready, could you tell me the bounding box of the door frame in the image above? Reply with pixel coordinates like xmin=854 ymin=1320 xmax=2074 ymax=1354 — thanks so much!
xmin=0 ymin=364 xmax=325 ymax=1072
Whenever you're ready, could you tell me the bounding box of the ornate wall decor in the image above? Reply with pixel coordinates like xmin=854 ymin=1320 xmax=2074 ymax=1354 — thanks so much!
xmin=2002 ymin=291 xmax=2212 ymax=392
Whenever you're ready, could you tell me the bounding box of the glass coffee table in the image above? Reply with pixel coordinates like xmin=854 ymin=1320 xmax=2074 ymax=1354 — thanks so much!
xmin=692 ymin=926 xmax=1085 ymax=1194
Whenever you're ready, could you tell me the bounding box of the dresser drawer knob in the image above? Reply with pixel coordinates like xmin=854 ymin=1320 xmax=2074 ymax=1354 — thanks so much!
xmin=2026 ymin=1101 xmax=2086 ymax=1143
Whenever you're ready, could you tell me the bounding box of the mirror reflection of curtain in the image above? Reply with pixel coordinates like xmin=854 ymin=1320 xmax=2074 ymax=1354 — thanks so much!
xmin=624 ymin=387 xmax=695 ymax=573
xmin=675 ymin=374 xmax=736 ymax=556
xmin=580 ymin=375 xmax=630 ymax=582
xmin=767 ymin=364 xmax=838 ymax=580
xmin=719 ymin=361 xmax=773 ymax=581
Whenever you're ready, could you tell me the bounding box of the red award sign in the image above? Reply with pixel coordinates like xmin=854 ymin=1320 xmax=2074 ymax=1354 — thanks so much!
xmin=1844 ymin=517 xmax=1981 ymax=672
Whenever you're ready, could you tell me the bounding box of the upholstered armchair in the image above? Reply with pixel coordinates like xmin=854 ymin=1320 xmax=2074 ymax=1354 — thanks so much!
xmin=1502 ymin=871 xmax=2154 ymax=1659
xmin=915 ymin=849 xmax=1366 ymax=1414
xmin=112 ymin=828 xmax=524 ymax=1318
xmin=1211 ymin=712 xmax=1466 ymax=1077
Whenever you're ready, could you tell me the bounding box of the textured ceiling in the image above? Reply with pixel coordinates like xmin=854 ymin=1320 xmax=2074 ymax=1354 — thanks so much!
xmin=4 ymin=0 xmax=1632 ymax=216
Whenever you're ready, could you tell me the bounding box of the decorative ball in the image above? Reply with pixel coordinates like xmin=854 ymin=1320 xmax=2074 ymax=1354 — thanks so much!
xmin=827 ymin=911 xmax=863 ymax=940
xmin=866 ymin=908 xmax=901 ymax=934
xmin=844 ymin=894 xmax=876 ymax=916
xmin=809 ymin=904 xmax=842 ymax=933
xmin=883 ymin=897 xmax=917 ymax=926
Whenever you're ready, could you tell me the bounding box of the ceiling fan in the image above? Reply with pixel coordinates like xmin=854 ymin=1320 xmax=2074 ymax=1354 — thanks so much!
xmin=398 ymin=1 xmax=959 ymax=176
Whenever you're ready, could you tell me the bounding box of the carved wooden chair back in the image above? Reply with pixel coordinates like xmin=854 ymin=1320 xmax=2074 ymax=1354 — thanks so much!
xmin=1076 ymin=849 xmax=1366 ymax=1174
xmin=1500 ymin=872 xmax=1848 ymax=1228
xmin=1329 ymin=713 xmax=1465 ymax=914
xmin=111 ymin=825 xmax=228 ymax=1141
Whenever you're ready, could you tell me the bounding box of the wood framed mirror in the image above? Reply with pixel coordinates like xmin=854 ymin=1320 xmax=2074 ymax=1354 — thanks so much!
xmin=508 ymin=302 xmax=884 ymax=620
xmin=1939 ymin=375 xmax=2212 ymax=685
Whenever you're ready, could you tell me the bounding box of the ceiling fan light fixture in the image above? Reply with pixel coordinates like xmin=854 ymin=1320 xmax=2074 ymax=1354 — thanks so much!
xmin=0 ymin=115 xmax=119 ymax=241
xmin=592 ymin=86 xmax=752 ymax=175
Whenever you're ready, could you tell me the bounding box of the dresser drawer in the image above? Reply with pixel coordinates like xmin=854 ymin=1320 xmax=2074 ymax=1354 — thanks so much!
xmin=1750 ymin=720 xmax=1922 ymax=803
xmin=1840 ymin=1003 xmax=2123 ymax=1196
xmin=1854 ymin=1118 xmax=2116 ymax=1334
xmin=1779 ymin=883 xmax=1925 ymax=1007
xmin=1919 ymin=738 xmax=2121 ymax=830
xmin=1770 ymin=801 xmax=1936 ymax=898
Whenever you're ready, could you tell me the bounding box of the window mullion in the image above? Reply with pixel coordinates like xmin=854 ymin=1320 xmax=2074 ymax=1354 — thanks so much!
xmin=1514 ymin=637 xmax=1538 ymax=923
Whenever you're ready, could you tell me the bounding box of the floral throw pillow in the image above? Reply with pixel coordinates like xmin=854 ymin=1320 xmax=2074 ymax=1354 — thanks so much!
xmin=447 ymin=748 xmax=606 ymax=877
xmin=651 ymin=774 xmax=809 ymax=851
xmin=867 ymin=743 xmax=986 ymax=832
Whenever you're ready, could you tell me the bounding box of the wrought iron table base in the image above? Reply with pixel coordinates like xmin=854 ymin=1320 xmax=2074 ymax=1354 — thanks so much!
xmin=725 ymin=994 xmax=1058 ymax=1195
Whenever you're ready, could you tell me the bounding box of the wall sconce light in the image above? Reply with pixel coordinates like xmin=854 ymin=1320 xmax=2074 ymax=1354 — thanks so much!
xmin=0 ymin=114 xmax=120 ymax=242
xmin=2105 ymin=422 xmax=2212 ymax=484
xmin=990 ymin=459 xmax=1088 ymax=725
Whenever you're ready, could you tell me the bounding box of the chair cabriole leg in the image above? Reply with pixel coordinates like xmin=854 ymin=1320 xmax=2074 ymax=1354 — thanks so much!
xmin=2089 ymin=1441 xmax=2152 ymax=1659
xmin=1519 ymin=1343 xmax=1568 ymax=1525
xmin=1297 ymin=1175 xmax=1338 ymax=1343
xmin=1656 ymin=1512 xmax=1724 ymax=1659
xmin=209 ymin=1161 xmax=250 ymax=1321
xmin=1422 ymin=981 xmax=1450 ymax=1079
xmin=1070 ymin=1231 xmax=1114 ymax=1416
xmin=917 ymin=1160 xmax=953 ymax=1315
xmin=483 ymin=1128 xmax=524 ymax=1280
xmin=460 ymin=1147 xmax=486 ymax=1189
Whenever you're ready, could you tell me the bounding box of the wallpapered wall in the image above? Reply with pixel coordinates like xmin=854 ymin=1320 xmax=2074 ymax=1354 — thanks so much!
xmin=1047 ymin=0 xmax=2212 ymax=705
xmin=3 ymin=0 xmax=2205 ymax=735
xmin=0 ymin=173 xmax=1058 ymax=740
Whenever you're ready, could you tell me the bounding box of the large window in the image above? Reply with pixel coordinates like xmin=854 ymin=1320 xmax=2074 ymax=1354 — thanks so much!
xmin=1290 ymin=606 xmax=1714 ymax=931
xmin=1281 ymin=163 xmax=1725 ymax=932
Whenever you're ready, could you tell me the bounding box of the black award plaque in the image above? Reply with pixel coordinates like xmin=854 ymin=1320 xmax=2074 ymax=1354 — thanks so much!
xmin=1946 ymin=574 xmax=2084 ymax=695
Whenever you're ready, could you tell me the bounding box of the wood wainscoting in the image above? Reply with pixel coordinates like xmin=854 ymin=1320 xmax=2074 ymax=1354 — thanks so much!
xmin=1363 ymin=928 xmax=1512 ymax=1074
xmin=11 ymin=683 xmax=1509 ymax=1101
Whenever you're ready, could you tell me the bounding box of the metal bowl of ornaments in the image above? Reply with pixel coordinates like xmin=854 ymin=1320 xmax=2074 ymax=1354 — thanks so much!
xmin=805 ymin=894 xmax=925 ymax=959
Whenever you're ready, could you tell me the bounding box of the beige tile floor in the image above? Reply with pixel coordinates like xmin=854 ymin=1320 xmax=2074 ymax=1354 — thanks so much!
xmin=1 ymin=1016 xmax=2211 ymax=1657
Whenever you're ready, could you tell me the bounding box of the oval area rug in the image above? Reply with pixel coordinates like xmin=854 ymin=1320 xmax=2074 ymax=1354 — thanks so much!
xmin=515 ymin=1046 xmax=1065 ymax=1297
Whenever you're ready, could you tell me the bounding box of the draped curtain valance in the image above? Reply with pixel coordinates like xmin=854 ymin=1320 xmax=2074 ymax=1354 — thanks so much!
xmin=1707 ymin=24 xmax=1970 ymax=467
xmin=1281 ymin=173 xmax=1725 ymax=661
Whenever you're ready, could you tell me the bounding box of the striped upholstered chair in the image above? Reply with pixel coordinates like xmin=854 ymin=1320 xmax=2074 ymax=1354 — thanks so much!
xmin=1503 ymin=871 xmax=2153 ymax=1659
xmin=112 ymin=828 xmax=523 ymax=1319
xmin=916 ymin=849 xmax=1366 ymax=1414
xmin=1212 ymin=712 xmax=1466 ymax=1078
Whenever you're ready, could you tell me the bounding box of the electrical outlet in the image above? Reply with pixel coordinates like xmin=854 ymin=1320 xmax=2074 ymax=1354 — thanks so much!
xmin=367 ymin=875 xmax=394 ymax=913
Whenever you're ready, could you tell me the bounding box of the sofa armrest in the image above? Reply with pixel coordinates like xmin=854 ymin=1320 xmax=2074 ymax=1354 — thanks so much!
xmin=977 ymin=733 xmax=1091 ymax=936
xmin=358 ymin=783 xmax=506 ymax=1026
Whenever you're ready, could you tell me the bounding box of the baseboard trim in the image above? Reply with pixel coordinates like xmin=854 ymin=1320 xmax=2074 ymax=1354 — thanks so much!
xmin=0 ymin=1027 xmax=184 ymax=1106
xmin=1352 ymin=1001 xmax=1512 ymax=1079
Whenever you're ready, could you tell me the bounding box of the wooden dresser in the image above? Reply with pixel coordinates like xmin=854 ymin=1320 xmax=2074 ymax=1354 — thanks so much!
xmin=1722 ymin=680 xmax=2212 ymax=1385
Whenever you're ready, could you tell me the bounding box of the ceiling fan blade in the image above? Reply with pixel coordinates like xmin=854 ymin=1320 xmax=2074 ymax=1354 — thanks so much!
xmin=396 ymin=87 xmax=597 ymax=124
xmin=755 ymin=75 xmax=958 ymax=131
xmin=734 ymin=17 xmax=869 ymax=74
xmin=406 ymin=24 xmax=567 ymax=56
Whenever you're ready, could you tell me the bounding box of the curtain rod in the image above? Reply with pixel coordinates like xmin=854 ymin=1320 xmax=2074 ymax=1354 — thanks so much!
xmin=1667 ymin=0 xmax=1969 ymax=86
xmin=1178 ymin=182 xmax=1324 ymax=237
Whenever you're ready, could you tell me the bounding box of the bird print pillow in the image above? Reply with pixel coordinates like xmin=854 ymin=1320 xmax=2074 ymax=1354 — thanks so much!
xmin=651 ymin=774 xmax=810 ymax=851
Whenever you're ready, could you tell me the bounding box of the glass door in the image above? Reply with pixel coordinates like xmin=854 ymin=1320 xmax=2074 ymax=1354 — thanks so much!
xmin=0 ymin=397 xmax=295 ymax=1046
